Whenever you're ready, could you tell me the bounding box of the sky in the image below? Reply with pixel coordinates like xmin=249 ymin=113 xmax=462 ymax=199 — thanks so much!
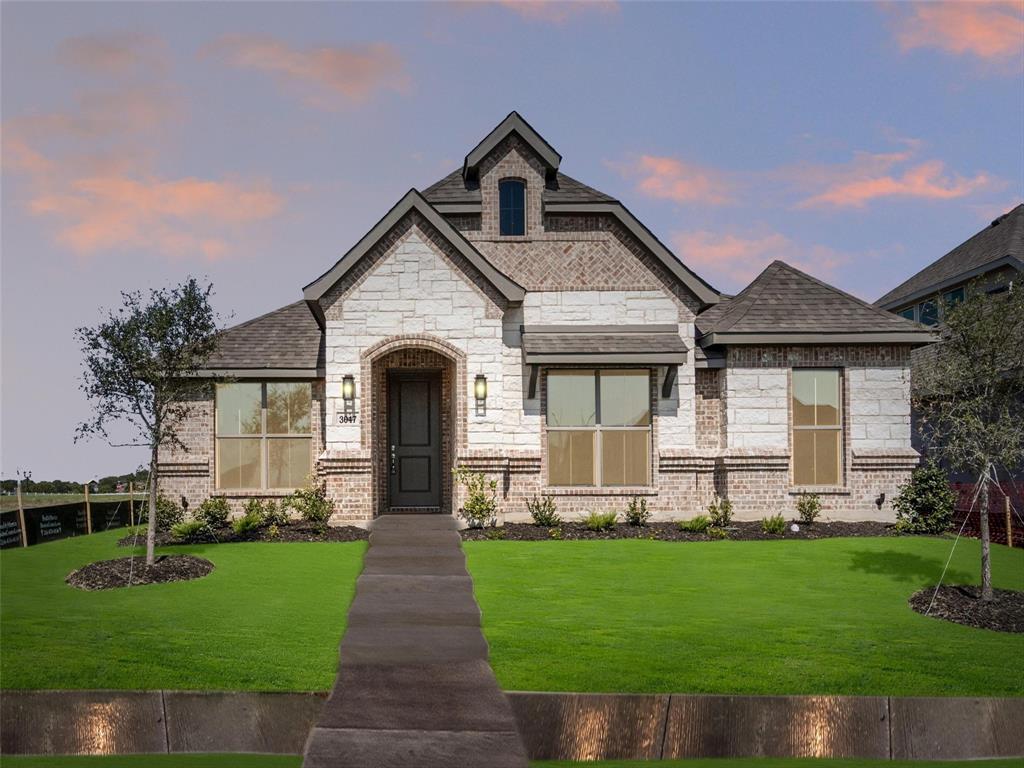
xmin=2 ymin=1 xmax=1022 ymax=480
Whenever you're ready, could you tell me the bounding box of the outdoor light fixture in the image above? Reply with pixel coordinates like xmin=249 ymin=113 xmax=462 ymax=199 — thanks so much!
xmin=342 ymin=375 xmax=355 ymax=402
xmin=474 ymin=374 xmax=488 ymax=403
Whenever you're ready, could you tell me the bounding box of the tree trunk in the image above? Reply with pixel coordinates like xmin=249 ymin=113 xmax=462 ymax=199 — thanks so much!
xmin=146 ymin=447 xmax=158 ymax=567
xmin=979 ymin=464 xmax=992 ymax=602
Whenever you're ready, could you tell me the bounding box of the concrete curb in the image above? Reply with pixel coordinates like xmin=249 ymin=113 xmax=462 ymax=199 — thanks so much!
xmin=2 ymin=689 xmax=1022 ymax=760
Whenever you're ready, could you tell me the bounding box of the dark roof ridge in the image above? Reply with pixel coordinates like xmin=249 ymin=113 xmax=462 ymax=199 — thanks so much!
xmin=711 ymin=261 xmax=781 ymax=333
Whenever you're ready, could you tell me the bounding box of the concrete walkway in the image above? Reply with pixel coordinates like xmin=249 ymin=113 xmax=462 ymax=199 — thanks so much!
xmin=302 ymin=514 xmax=528 ymax=768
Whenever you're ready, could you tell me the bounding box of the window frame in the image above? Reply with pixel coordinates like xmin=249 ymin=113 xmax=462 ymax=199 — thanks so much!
xmin=898 ymin=306 xmax=916 ymax=321
xmin=498 ymin=177 xmax=526 ymax=236
xmin=790 ymin=367 xmax=844 ymax=488
xmin=545 ymin=368 xmax=652 ymax=488
xmin=215 ymin=381 xmax=313 ymax=491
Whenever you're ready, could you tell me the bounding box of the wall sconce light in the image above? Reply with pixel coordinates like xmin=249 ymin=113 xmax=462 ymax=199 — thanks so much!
xmin=474 ymin=374 xmax=488 ymax=403
xmin=342 ymin=375 xmax=356 ymax=402
xmin=875 ymin=492 xmax=886 ymax=508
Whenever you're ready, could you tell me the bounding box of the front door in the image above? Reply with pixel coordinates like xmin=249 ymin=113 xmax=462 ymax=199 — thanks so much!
xmin=387 ymin=369 xmax=442 ymax=510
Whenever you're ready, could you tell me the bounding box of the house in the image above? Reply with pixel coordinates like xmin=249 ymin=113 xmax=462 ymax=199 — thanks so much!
xmin=875 ymin=203 xmax=1022 ymax=324
xmin=159 ymin=112 xmax=932 ymax=525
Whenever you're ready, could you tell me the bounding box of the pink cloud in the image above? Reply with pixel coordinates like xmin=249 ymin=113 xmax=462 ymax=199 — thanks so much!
xmin=29 ymin=175 xmax=283 ymax=259
xmin=205 ymin=35 xmax=409 ymax=108
xmin=496 ymin=0 xmax=618 ymax=24
xmin=797 ymin=159 xmax=993 ymax=209
xmin=893 ymin=2 xmax=1024 ymax=63
xmin=672 ymin=229 xmax=852 ymax=290
xmin=612 ymin=154 xmax=733 ymax=205
xmin=57 ymin=32 xmax=168 ymax=76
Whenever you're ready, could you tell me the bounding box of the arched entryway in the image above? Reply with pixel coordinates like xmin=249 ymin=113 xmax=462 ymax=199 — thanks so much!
xmin=361 ymin=336 xmax=466 ymax=516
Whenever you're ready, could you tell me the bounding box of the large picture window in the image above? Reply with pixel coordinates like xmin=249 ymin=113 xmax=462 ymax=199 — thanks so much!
xmin=216 ymin=382 xmax=312 ymax=490
xmin=791 ymin=369 xmax=841 ymax=486
xmin=546 ymin=370 xmax=651 ymax=487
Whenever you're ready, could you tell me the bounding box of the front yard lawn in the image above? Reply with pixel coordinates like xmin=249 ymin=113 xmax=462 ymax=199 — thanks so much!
xmin=465 ymin=537 xmax=1024 ymax=697
xmin=0 ymin=529 xmax=365 ymax=691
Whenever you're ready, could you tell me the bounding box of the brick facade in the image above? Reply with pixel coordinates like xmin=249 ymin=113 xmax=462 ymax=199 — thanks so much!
xmin=157 ymin=139 xmax=920 ymax=527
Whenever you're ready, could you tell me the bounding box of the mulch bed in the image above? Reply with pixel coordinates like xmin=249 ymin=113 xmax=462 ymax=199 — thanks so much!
xmin=66 ymin=555 xmax=214 ymax=591
xmin=117 ymin=522 xmax=369 ymax=548
xmin=460 ymin=520 xmax=896 ymax=542
xmin=909 ymin=585 xmax=1024 ymax=633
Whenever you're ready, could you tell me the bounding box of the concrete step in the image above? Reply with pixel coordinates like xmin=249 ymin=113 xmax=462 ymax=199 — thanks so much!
xmin=368 ymin=528 xmax=462 ymax=547
xmin=371 ymin=515 xmax=457 ymax=531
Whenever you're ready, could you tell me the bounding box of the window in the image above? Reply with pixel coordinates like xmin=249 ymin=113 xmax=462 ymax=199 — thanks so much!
xmin=898 ymin=307 xmax=916 ymax=321
xmin=546 ymin=370 xmax=651 ymax=487
xmin=791 ymin=369 xmax=841 ymax=486
xmin=942 ymin=287 xmax=965 ymax=306
xmin=216 ymin=382 xmax=312 ymax=490
xmin=918 ymin=299 xmax=938 ymax=326
xmin=498 ymin=178 xmax=525 ymax=236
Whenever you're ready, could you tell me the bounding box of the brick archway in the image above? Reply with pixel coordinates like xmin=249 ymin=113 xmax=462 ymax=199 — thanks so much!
xmin=360 ymin=335 xmax=467 ymax=516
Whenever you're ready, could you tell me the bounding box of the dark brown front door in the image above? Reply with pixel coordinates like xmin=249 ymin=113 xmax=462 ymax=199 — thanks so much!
xmin=388 ymin=370 xmax=442 ymax=510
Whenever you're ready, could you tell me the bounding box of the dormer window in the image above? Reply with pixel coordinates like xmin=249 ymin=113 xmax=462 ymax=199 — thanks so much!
xmin=499 ymin=178 xmax=525 ymax=236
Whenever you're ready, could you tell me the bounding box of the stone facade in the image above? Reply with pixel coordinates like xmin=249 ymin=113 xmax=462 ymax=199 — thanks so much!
xmin=157 ymin=137 xmax=921 ymax=527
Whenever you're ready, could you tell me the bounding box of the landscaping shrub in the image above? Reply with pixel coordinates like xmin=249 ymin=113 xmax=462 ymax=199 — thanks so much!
xmin=679 ymin=515 xmax=711 ymax=533
xmin=262 ymin=499 xmax=290 ymax=527
xmin=796 ymin=493 xmax=822 ymax=524
xmin=171 ymin=519 xmax=207 ymax=541
xmin=527 ymin=495 xmax=561 ymax=527
xmin=196 ymin=497 xmax=230 ymax=528
xmin=707 ymin=526 xmax=729 ymax=540
xmin=452 ymin=467 xmax=498 ymax=528
xmin=143 ymin=495 xmax=184 ymax=532
xmin=548 ymin=527 xmax=564 ymax=540
xmin=287 ymin=480 xmax=334 ymax=532
xmin=707 ymin=495 xmax=733 ymax=527
xmin=761 ymin=513 xmax=786 ymax=535
xmin=893 ymin=461 xmax=956 ymax=534
xmin=484 ymin=526 xmax=507 ymax=540
xmin=266 ymin=523 xmax=281 ymax=539
xmin=232 ymin=507 xmax=265 ymax=536
xmin=624 ymin=496 xmax=651 ymax=527
xmin=582 ymin=510 xmax=617 ymax=532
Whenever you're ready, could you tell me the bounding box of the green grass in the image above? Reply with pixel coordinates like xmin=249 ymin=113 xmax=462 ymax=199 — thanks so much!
xmin=1 ymin=493 xmax=146 ymax=513
xmin=0 ymin=529 xmax=365 ymax=691
xmin=465 ymin=537 xmax=1024 ymax=697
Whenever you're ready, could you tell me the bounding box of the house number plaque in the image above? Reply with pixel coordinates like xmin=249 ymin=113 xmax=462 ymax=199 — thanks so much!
xmin=337 ymin=413 xmax=357 ymax=424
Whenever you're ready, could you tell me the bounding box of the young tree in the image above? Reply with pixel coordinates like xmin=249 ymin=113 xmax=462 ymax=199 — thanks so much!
xmin=913 ymin=277 xmax=1024 ymax=600
xmin=75 ymin=278 xmax=221 ymax=565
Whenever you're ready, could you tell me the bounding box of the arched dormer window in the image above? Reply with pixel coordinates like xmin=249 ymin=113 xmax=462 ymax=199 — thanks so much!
xmin=499 ymin=178 xmax=526 ymax=236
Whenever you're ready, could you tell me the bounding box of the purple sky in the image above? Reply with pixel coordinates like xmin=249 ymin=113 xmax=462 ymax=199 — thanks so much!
xmin=2 ymin=1 xmax=1022 ymax=480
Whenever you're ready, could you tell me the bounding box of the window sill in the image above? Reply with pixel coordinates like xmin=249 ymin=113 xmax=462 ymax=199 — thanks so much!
xmin=542 ymin=487 xmax=657 ymax=497
xmin=212 ymin=489 xmax=297 ymax=498
xmin=788 ymin=486 xmax=850 ymax=496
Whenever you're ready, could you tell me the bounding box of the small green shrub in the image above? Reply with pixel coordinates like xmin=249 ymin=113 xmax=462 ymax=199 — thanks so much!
xmin=707 ymin=495 xmax=733 ymax=527
xmin=707 ymin=526 xmax=729 ymax=540
xmin=452 ymin=467 xmax=498 ymax=528
xmin=761 ymin=513 xmax=786 ymax=535
xmin=484 ymin=526 xmax=507 ymax=540
xmin=262 ymin=499 xmax=290 ymax=527
xmin=171 ymin=519 xmax=207 ymax=541
xmin=266 ymin=523 xmax=281 ymax=539
xmin=196 ymin=497 xmax=230 ymax=528
xmin=287 ymin=480 xmax=334 ymax=531
xmin=232 ymin=508 xmax=265 ymax=536
xmin=796 ymin=493 xmax=822 ymax=525
xmin=145 ymin=495 xmax=184 ymax=531
xmin=624 ymin=496 xmax=651 ymax=527
xmin=893 ymin=461 xmax=956 ymax=534
xmin=527 ymin=495 xmax=561 ymax=527
xmin=582 ymin=510 xmax=617 ymax=532
xmin=548 ymin=527 xmax=564 ymax=540
xmin=679 ymin=515 xmax=711 ymax=534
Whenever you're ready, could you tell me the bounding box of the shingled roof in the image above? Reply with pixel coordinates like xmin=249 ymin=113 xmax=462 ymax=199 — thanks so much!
xmin=422 ymin=168 xmax=616 ymax=206
xmin=202 ymin=301 xmax=325 ymax=375
xmin=875 ymin=203 xmax=1024 ymax=309
xmin=697 ymin=261 xmax=933 ymax=346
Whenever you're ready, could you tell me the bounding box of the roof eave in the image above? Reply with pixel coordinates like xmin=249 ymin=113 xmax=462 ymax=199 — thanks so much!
xmin=698 ymin=331 xmax=936 ymax=346
xmin=875 ymin=254 xmax=1024 ymax=310
xmin=190 ymin=367 xmax=325 ymax=379
xmin=462 ymin=112 xmax=561 ymax=181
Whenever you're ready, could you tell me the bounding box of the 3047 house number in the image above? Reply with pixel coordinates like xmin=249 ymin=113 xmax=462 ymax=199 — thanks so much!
xmin=337 ymin=412 xmax=357 ymax=424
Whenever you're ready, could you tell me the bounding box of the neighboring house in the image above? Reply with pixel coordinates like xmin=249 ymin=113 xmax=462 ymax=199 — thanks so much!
xmin=159 ymin=112 xmax=932 ymax=525
xmin=875 ymin=203 xmax=1023 ymax=325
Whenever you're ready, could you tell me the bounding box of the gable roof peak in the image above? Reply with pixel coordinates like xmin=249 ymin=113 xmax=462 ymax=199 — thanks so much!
xmin=463 ymin=111 xmax=562 ymax=181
